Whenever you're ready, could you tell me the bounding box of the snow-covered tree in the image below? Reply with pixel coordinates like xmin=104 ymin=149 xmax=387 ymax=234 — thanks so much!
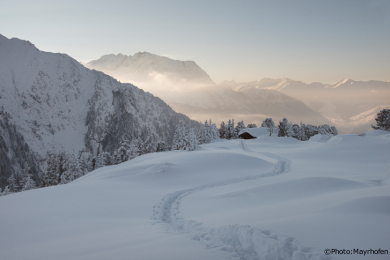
xmin=21 ymin=162 xmax=36 ymax=191
xmin=172 ymin=124 xmax=186 ymax=150
xmin=156 ymin=141 xmax=168 ymax=152
xmin=185 ymin=129 xmax=198 ymax=151
xmin=116 ymin=139 xmax=131 ymax=163
xmin=94 ymin=152 xmax=106 ymax=169
xmin=144 ymin=134 xmax=158 ymax=154
xmin=292 ymin=123 xmax=300 ymax=139
xmin=209 ymin=123 xmax=220 ymax=140
xmin=298 ymin=123 xmax=309 ymax=141
xmin=372 ymin=109 xmax=390 ymax=131
xmin=235 ymin=120 xmax=246 ymax=136
xmin=42 ymin=152 xmax=70 ymax=187
xmin=19 ymin=162 xmax=30 ymax=189
xmin=318 ymin=124 xmax=338 ymax=137
xmin=219 ymin=121 xmax=227 ymax=139
xmin=172 ymin=123 xmax=199 ymax=151
xmin=225 ymin=119 xmax=236 ymax=139
xmin=305 ymin=124 xmax=318 ymax=139
xmin=278 ymin=118 xmax=293 ymax=137
xmin=129 ymin=137 xmax=144 ymax=157
xmin=5 ymin=173 xmax=18 ymax=193
xmin=247 ymin=123 xmax=257 ymax=128
xmin=261 ymin=118 xmax=275 ymax=136
xmin=1 ymin=186 xmax=11 ymax=196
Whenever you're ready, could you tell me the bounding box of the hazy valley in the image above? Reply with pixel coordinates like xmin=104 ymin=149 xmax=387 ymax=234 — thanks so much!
xmin=86 ymin=53 xmax=390 ymax=134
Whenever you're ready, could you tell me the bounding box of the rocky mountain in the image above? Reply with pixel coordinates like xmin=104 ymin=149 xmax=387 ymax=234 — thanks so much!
xmin=87 ymin=53 xmax=330 ymax=127
xmin=86 ymin=52 xmax=215 ymax=85
xmin=0 ymin=35 xmax=193 ymax=189
xmin=223 ymin=78 xmax=390 ymax=133
xmin=86 ymin=52 xmax=216 ymax=101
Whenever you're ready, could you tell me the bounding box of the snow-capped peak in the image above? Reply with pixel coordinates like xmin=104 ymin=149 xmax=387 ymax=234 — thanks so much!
xmin=332 ymin=78 xmax=352 ymax=88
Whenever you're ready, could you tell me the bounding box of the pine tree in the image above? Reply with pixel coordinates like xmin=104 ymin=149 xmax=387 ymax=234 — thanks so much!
xmin=292 ymin=123 xmax=300 ymax=139
xmin=219 ymin=121 xmax=227 ymax=139
xmin=305 ymin=124 xmax=318 ymax=139
xmin=372 ymin=109 xmax=390 ymax=131
xmin=42 ymin=153 xmax=59 ymax=187
xmin=94 ymin=152 xmax=106 ymax=169
xmin=225 ymin=119 xmax=236 ymax=139
xmin=129 ymin=137 xmax=144 ymax=157
xmin=278 ymin=118 xmax=289 ymax=137
xmin=20 ymin=161 xmax=30 ymax=188
xmin=117 ymin=139 xmax=131 ymax=163
xmin=144 ymin=134 xmax=158 ymax=153
xmin=172 ymin=124 xmax=186 ymax=150
xmin=235 ymin=120 xmax=246 ymax=137
xmin=22 ymin=173 xmax=36 ymax=191
xmin=185 ymin=129 xmax=198 ymax=151
xmin=210 ymin=123 xmax=220 ymax=140
xmin=156 ymin=141 xmax=168 ymax=152
xmin=1 ymin=186 xmax=11 ymax=196
xmin=42 ymin=152 xmax=67 ymax=187
xmin=298 ymin=123 xmax=309 ymax=141
xmin=21 ymin=162 xmax=36 ymax=191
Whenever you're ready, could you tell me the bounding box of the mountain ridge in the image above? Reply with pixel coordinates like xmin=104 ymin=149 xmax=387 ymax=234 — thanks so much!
xmin=0 ymin=34 xmax=194 ymax=189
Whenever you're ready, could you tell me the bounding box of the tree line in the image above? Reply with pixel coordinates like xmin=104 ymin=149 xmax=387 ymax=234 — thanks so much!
xmin=218 ymin=117 xmax=338 ymax=141
xmin=0 ymin=120 xmax=219 ymax=196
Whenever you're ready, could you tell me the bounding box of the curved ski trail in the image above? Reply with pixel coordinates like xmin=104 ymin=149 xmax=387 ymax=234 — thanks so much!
xmin=152 ymin=140 xmax=330 ymax=260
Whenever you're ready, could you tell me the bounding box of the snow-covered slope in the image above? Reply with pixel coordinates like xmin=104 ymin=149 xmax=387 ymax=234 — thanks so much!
xmin=223 ymin=79 xmax=390 ymax=134
xmin=1 ymin=130 xmax=389 ymax=260
xmin=0 ymin=35 xmax=193 ymax=186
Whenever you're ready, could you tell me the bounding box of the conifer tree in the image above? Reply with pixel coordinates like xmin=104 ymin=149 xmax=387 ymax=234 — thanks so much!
xmin=117 ymin=139 xmax=131 ymax=163
xmin=156 ymin=141 xmax=168 ymax=152
xmin=144 ymin=134 xmax=158 ymax=154
xmin=219 ymin=121 xmax=227 ymax=139
xmin=6 ymin=173 xmax=18 ymax=193
xmin=235 ymin=120 xmax=246 ymax=137
xmin=372 ymin=109 xmax=390 ymax=131
xmin=21 ymin=162 xmax=36 ymax=191
xmin=278 ymin=118 xmax=293 ymax=137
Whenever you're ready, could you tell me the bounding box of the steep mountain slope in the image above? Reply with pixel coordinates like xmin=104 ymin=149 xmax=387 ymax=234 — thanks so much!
xmin=224 ymin=78 xmax=390 ymax=133
xmin=0 ymin=35 xmax=192 ymax=188
xmin=86 ymin=53 xmax=330 ymax=127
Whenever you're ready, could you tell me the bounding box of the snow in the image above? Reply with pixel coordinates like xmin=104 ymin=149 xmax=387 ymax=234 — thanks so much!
xmin=1 ymin=130 xmax=390 ymax=260
xmin=331 ymin=78 xmax=351 ymax=89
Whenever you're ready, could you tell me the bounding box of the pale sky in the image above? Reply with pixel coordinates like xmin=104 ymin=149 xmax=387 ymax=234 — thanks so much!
xmin=1 ymin=0 xmax=389 ymax=84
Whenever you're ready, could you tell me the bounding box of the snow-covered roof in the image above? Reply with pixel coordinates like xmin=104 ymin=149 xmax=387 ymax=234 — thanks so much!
xmin=238 ymin=127 xmax=272 ymax=138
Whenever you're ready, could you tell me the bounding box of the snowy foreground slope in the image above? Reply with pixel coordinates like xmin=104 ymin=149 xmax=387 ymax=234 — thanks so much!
xmin=1 ymin=130 xmax=389 ymax=260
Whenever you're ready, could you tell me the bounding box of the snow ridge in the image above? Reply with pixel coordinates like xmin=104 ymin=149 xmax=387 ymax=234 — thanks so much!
xmin=152 ymin=141 xmax=329 ymax=260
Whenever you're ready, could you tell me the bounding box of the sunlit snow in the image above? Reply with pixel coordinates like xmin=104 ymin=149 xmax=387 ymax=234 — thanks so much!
xmin=1 ymin=129 xmax=389 ymax=260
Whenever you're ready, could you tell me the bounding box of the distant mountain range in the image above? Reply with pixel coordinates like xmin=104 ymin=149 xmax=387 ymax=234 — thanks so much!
xmin=86 ymin=53 xmax=333 ymax=127
xmin=222 ymin=78 xmax=390 ymax=133
xmin=0 ymin=35 xmax=193 ymax=188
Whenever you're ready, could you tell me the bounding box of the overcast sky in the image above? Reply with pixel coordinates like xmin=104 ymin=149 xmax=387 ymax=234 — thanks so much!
xmin=1 ymin=0 xmax=389 ymax=84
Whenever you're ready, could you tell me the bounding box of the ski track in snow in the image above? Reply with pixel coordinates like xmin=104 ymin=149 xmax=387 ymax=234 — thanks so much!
xmin=152 ymin=140 xmax=331 ymax=260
